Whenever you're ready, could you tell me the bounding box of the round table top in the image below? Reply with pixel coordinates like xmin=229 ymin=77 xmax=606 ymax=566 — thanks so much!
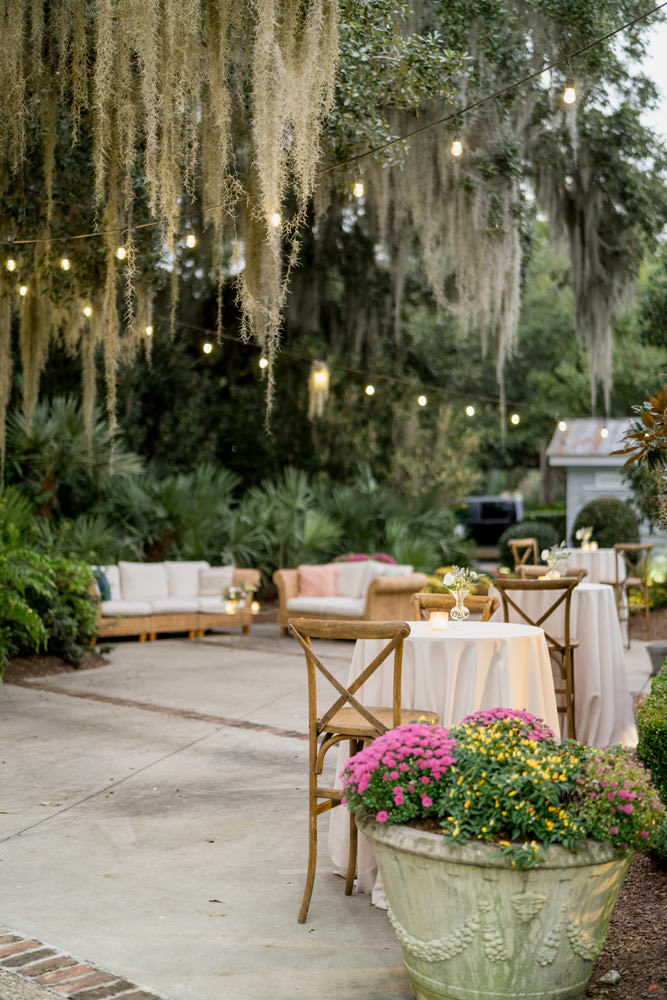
xmin=405 ymin=619 xmax=545 ymax=641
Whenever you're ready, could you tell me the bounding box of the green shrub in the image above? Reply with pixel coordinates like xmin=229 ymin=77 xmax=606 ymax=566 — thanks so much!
xmin=637 ymin=665 xmax=667 ymax=805
xmin=571 ymin=497 xmax=639 ymax=549
xmin=498 ymin=521 xmax=560 ymax=567
xmin=524 ymin=507 xmax=567 ymax=539
xmin=637 ymin=665 xmax=667 ymax=863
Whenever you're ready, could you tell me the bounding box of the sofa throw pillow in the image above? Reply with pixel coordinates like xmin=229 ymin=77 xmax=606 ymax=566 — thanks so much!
xmin=298 ymin=564 xmax=337 ymax=597
xmin=335 ymin=561 xmax=379 ymax=599
xmin=165 ymin=560 xmax=210 ymax=598
xmin=93 ymin=566 xmax=111 ymax=601
xmin=118 ymin=561 xmax=170 ymax=600
xmin=199 ymin=566 xmax=235 ymax=596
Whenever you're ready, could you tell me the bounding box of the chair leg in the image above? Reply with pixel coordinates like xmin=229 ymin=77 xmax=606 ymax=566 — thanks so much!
xmin=345 ymin=739 xmax=360 ymax=896
xmin=297 ymin=793 xmax=318 ymax=924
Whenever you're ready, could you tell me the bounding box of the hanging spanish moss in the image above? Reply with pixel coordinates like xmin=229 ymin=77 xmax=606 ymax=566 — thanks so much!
xmin=0 ymin=0 xmax=340 ymax=431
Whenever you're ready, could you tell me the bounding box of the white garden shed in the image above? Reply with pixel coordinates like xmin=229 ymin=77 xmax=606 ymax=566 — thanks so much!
xmin=545 ymin=418 xmax=632 ymax=544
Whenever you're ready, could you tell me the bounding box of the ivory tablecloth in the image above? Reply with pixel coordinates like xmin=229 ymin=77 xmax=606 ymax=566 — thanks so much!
xmin=565 ymin=548 xmax=622 ymax=584
xmin=490 ymin=582 xmax=636 ymax=748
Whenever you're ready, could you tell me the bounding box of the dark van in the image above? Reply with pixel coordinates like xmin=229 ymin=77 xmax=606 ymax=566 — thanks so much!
xmin=465 ymin=496 xmax=524 ymax=546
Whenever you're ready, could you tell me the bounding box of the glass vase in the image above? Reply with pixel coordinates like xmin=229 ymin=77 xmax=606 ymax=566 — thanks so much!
xmin=450 ymin=587 xmax=470 ymax=620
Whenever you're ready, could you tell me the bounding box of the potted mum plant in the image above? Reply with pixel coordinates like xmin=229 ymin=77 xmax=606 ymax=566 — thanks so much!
xmin=341 ymin=710 xmax=665 ymax=1000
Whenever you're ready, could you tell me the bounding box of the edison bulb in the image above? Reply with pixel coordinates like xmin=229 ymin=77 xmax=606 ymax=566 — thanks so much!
xmin=365 ymin=384 xmax=375 ymax=396
xmin=558 ymin=420 xmax=567 ymax=432
xmin=18 ymin=284 xmax=28 ymax=296
xmin=510 ymin=413 xmax=520 ymax=425
xmin=60 ymin=257 xmax=71 ymax=271
xmin=466 ymin=405 xmax=475 ymax=417
xmin=145 ymin=325 xmax=153 ymax=337
xmin=6 ymin=258 xmax=16 ymax=271
xmin=185 ymin=233 xmax=196 ymax=248
xmin=202 ymin=342 xmax=213 ymax=354
xmin=418 ymin=394 xmax=427 ymax=407
xmin=451 ymin=136 xmax=463 ymax=157
xmin=270 ymin=212 xmax=281 ymax=228
xmin=563 ymin=80 xmax=576 ymax=105
xmin=82 ymin=305 xmax=93 ymax=318
xmin=116 ymin=246 xmax=127 ymax=260
xmin=259 ymin=357 xmax=269 ymax=369
xmin=353 ymin=181 xmax=364 ymax=198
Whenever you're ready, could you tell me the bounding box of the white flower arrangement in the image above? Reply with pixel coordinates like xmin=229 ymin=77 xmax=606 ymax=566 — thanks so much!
xmin=540 ymin=541 xmax=571 ymax=573
xmin=442 ymin=566 xmax=479 ymax=593
xmin=575 ymin=526 xmax=597 ymax=549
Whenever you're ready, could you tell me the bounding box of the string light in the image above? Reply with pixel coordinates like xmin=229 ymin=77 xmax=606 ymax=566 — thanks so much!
xmin=185 ymin=233 xmax=196 ymax=248
xmin=6 ymin=258 xmax=16 ymax=271
xmin=202 ymin=341 xmax=213 ymax=354
xmin=115 ymin=246 xmax=127 ymax=260
xmin=145 ymin=325 xmax=153 ymax=336
xmin=600 ymin=425 xmax=609 ymax=438
xmin=82 ymin=305 xmax=93 ymax=317
xmin=365 ymin=384 xmax=375 ymax=396
xmin=60 ymin=257 xmax=71 ymax=271
xmin=466 ymin=404 xmax=475 ymax=416
xmin=563 ymin=79 xmax=576 ymax=104
xmin=353 ymin=180 xmax=365 ymax=198
xmin=258 ymin=356 xmax=269 ymax=369
xmin=558 ymin=419 xmax=568 ymax=431
xmin=418 ymin=394 xmax=428 ymax=407
xmin=270 ymin=212 xmax=281 ymax=228
xmin=510 ymin=412 xmax=520 ymax=425
xmin=18 ymin=284 xmax=28 ymax=296
xmin=451 ymin=135 xmax=463 ymax=157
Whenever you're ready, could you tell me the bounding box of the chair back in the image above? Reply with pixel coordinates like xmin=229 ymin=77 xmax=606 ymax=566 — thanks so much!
xmin=411 ymin=592 xmax=499 ymax=622
xmin=613 ymin=543 xmax=653 ymax=585
xmin=287 ymin=618 xmax=410 ymax=736
xmin=508 ymin=537 xmax=539 ymax=568
xmin=492 ymin=577 xmax=579 ymax=650
xmin=517 ymin=565 xmax=588 ymax=582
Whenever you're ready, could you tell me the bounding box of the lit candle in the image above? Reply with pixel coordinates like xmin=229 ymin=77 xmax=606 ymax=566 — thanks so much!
xmin=429 ymin=611 xmax=449 ymax=631
xmin=251 ymin=601 xmax=260 ymax=614
xmin=225 ymin=600 xmax=236 ymax=615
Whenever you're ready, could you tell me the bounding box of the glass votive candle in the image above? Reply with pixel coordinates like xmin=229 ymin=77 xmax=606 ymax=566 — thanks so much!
xmin=251 ymin=600 xmax=260 ymax=614
xmin=429 ymin=611 xmax=449 ymax=631
xmin=589 ymin=540 xmax=598 ymax=550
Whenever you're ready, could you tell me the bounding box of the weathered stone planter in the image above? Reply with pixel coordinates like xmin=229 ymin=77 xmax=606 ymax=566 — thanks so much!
xmin=358 ymin=814 xmax=630 ymax=1000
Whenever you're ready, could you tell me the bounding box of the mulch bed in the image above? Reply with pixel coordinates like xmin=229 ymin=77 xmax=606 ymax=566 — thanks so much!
xmin=4 ymin=614 xmax=667 ymax=997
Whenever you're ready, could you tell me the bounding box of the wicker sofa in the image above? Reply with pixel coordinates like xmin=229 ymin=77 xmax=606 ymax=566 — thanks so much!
xmin=93 ymin=561 xmax=260 ymax=641
xmin=273 ymin=560 xmax=429 ymax=635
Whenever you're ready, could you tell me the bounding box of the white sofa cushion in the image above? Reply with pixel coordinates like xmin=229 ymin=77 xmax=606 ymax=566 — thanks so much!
xmin=118 ymin=561 xmax=170 ymax=600
xmin=148 ymin=597 xmax=200 ymax=614
xmin=335 ymin=561 xmax=381 ymax=599
xmin=377 ymin=563 xmax=414 ymax=576
xmin=164 ymin=560 xmax=210 ymax=598
xmin=286 ymin=596 xmax=366 ymax=617
xmin=102 ymin=565 xmax=122 ymax=601
xmin=198 ymin=566 xmax=235 ymax=596
xmin=100 ymin=599 xmax=152 ymax=617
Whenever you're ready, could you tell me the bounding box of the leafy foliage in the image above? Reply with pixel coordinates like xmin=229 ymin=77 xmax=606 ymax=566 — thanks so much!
xmin=571 ymin=498 xmax=639 ymax=549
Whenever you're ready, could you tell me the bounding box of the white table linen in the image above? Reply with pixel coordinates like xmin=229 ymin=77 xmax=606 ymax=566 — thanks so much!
xmin=565 ymin=548 xmax=622 ymax=584
xmin=328 ymin=619 xmax=558 ymax=906
xmin=490 ymin=582 xmax=636 ymax=748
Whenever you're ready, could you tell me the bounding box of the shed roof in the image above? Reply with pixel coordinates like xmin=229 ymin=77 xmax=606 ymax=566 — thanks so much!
xmin=546 ymin=418 xmax=631 ymax=467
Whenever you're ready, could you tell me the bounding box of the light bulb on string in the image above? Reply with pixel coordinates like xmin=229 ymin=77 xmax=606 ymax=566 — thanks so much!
xmin=510 ymin=413 xmax=520 ymax=425
xmin=60 ymin=257 xmax=71 ymax=271
xmin=600 ymin=425 xmax=609 ymax=439
xmin=563 ymin=79 xmax=576 ymax=105
xmin=18 ymin=284 xmax=28 ymax=296
xmin=82 ymin=305 xmax=93 ymax=318
xmin=258 ymin=357 xmax=269 ymax=370
xmin=270 ymin=212 xmax=281 ymax=228
xmin=116 ymin=246 xmax=127 ymax=261
xmin=202 ymin=341 xmax=213 ymax=355
xmin=451 ymin=135 xmax=463 ymax=157
xmin=365 ymin=384 xmax=375 ymax=396
xmin=558 ymin=420 xmax=568 ymax=432
xmin=353 ymin=180 xmax=364 ymax=198
xmin=6 ymin=258 xmax=16 ymax=272
xmin=185 ymin=233 xmax=196 ymax=248
xmin=418 ymin=394 xmax=428 ymax=407
xmin=145 ymin=325 xmax=153 ymax=337
xmin=466 ymin=405 xmax=475 ymax=417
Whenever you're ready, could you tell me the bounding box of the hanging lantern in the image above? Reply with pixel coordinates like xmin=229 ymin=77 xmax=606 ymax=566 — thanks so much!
xmin=308 ymin=361 xmax=330 ymax=419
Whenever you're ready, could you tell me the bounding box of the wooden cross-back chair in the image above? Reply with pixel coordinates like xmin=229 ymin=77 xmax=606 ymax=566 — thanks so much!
xmin=287 ymin=617 xmax=438 ymax=924
xmin=602 ymin=543 xmax=653 ymax=647
xmin=410 ymin=592 xmax=499 ymax=622
xmin=508 ymin=537 xmax=539 ymax=569
xmin=517 ymin=565 xmax=588 ymax=582
xmin=491 ymin=577 xmax=580 ymax=740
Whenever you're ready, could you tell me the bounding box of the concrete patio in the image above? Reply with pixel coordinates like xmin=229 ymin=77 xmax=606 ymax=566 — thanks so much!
xmin=0 ymin=625 xmax=656 ymax=1000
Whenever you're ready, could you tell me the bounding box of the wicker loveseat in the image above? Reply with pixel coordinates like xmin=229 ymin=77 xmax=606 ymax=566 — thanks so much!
xmin=93 ymin=561 xmax=260 ymax=641
xmin=273 ymin=560 xmax=428 ymax=635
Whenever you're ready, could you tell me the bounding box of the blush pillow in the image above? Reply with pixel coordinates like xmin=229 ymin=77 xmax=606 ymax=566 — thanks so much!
xmin=297 ymin=564 xmax=337 ymax=597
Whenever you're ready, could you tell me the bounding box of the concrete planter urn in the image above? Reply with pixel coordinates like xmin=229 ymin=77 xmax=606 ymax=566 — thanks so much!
xmin=357 ymin=814 xmax=630 ymax=1000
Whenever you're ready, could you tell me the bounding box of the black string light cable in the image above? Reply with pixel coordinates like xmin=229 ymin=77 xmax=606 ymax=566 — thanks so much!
xmin=1 ymin=1 xmax=665 ymax=249
xmin=154 ymin=313 xmax=524 ymax=411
